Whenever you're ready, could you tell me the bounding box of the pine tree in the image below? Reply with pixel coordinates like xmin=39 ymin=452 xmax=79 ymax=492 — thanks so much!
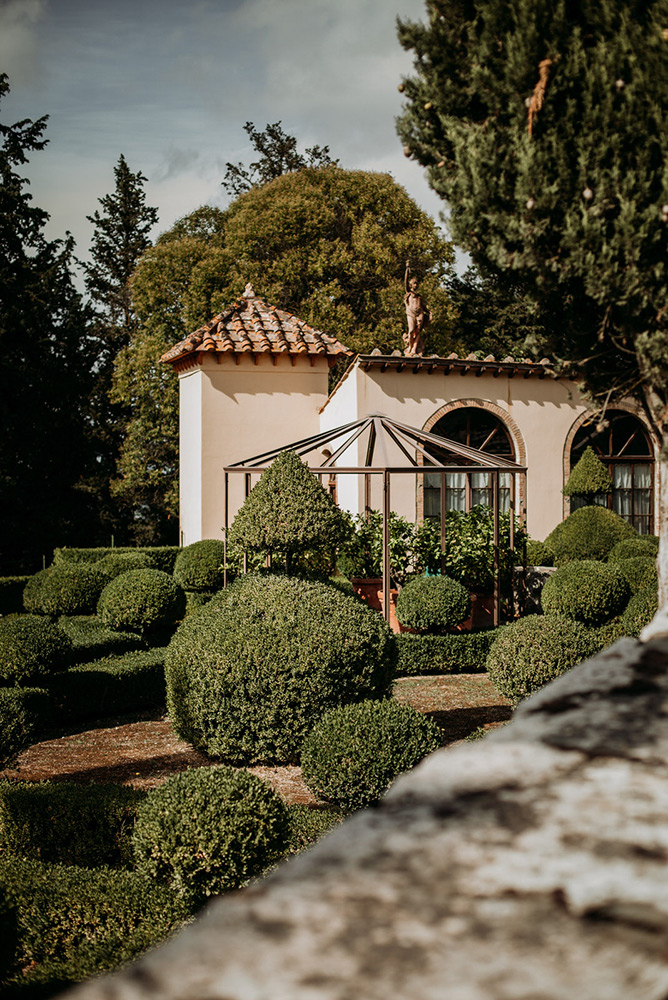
xmin=397 ymin=1 xmax=668 ymax=619
xmin=222 ymin=121 xmax=337 ymax=197
xmin=83 ymin=155 xmax=159 ymax=538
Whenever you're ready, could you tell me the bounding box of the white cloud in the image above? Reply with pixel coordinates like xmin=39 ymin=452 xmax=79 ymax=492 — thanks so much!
xmin=0 ymin=0 xmax=47 ymax=86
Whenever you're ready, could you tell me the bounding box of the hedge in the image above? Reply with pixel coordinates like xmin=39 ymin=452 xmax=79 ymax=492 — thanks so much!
xmin=283 ymin=804 xmax=344 ymax=858
xmin=487 ymin=614 xmax=597 ymax=703
xmin=97 ymin=569 xmax=186 ymax=634
xmin=95 ymin=552 xmax=155 ymax=580
xmin=301 ymin=700 xmax=442 ymax=812
xmin=395 ymin=575 xmax=470 ymax=633
xmin=173 ymin=540 xmax=226 ymax=592
xmin=57 ymin=615 xmax=146 ymax=660
xmin=544 ymin=505 xmax=637 ymax=565
xmin=0 ymin=781 xmax=144 ymax=869
xmin=540 ymin=560 xmax=630 ymax=625
xmin=53 ymin=546 xmax=180 ymax=574
xmin=23 ymin=564 xmax=108 ymax=617
xmin=0 ymin=857 xmax=187 ymax=991
xmin=166 ymin=573 xmax=396 ymax=765
xmin=132 ymin=767 xmax=289 ymax=909
xmin=0 ymin=577 xmax=30 ymax=616
xmin=395 ymin=631 xmax=496 ymax=676
xmin=0 ymin=687 xmax=52 ymax=770
xmin=621 ymin=586 xmax=658 ymax=638
xmin=524 ymin=540 xmax=555 ymax=567
xmin=0 ymin=615 xmax=72 ymax=684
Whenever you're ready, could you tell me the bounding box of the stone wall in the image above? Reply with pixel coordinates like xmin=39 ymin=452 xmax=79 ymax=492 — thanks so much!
xmin=67 ymin=637 xmax=668 ymax=1000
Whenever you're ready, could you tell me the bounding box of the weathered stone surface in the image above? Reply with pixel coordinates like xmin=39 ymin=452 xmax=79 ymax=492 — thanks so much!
xmin=66 ymin=639 xmax=668 ymax=1000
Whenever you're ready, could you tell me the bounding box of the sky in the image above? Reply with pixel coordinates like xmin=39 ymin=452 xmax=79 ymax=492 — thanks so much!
xmin=0 ymin=0 xmax=459 ymax=276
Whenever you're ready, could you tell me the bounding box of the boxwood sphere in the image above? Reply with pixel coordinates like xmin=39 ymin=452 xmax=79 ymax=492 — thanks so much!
xmin=615 ymin=556 xmax=657 ymax=594
xmin=0 ymin=615 xmax=72 ymax=684
xmin=301 ymin=700 xmax=441 ymax=811
xmin=544 ymin=506 xmax=636 ymax=565
xmin=608 ymin=536 xmax=659 ymax=562
xmin=95 ymin=552 xmax=155 ymax=581
xmin=132 ymin=766 xmax=289 ymax=907
xmin=23 ymin=564 xmax=106 ymax=616
xmin=621 ymin=586 xmax=658 ymax=638
xmin=487 ymin=614 xmax=597 ymax=703
xmin=165 ymin=574 xmax=396 ymax=765
xmin=396 ymin=575 xmax=470 ymax=633
xmin=541 ymin=559 xmax=630 ymax=625
xmin=97 ymin=569 xmax=186 ymax=633
xmin=173 ymin=540 xmax=226 ymax=592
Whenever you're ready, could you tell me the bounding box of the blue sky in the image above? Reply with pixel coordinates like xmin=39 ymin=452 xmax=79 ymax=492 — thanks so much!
xmin=1 ymin=0 xmax=453 ymax=272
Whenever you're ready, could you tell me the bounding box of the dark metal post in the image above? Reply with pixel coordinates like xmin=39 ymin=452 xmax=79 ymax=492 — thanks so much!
xmin=382 ymin=470 xmax=390 ymax=624
xmin=493 ymin=470 xmax=500 ymax=627
xmin=440 ymin=470 xmax=447 ymax=576
xmin=243 ymin=473 xmax=251 ymax=574
xmin=223 ymin=472 xmax=229 ymax=588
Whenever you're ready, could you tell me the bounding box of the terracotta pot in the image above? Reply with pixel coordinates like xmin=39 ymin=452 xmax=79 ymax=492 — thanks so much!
xmin=455 ymin=591 xmax=495 ymax=633
xmin=351 ymin=578 xmax=401 ymax=634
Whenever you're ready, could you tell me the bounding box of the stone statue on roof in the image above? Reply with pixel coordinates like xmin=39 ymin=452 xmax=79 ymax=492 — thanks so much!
xmin=403 ymin=261 xmax=430 ymax=356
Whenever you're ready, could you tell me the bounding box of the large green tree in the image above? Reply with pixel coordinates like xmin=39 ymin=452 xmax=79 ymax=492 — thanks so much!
xmin=397 ymin=1 xmax=668 ymax=620
xmin=0 ymin=75 xmax=97 ymax=571
xmin=222 ymin=121 xmax=337 ymax=196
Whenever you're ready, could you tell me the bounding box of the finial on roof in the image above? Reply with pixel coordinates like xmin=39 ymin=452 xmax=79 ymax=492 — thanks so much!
xmin=242 ymin=282 xmax=256 ymax=298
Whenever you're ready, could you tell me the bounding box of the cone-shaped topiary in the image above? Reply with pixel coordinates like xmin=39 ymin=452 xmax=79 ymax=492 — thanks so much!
xmin=563 ymin=446 xmax=613 ymax=498
xmin=227 ymin=451 xmax=348 ymax=573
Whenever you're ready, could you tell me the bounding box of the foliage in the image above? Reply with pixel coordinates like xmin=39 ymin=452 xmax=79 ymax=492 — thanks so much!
xmin=229 ymin=452 xmax=349 ymax=575
xmin=397 ymin=2 xmax=668 ymax=528
xmin=487 ymin=614 xmax=597 ymax=704
xmin=525 ymin=540 xmax=555 ymax=566
xmin=562 ymin=446 xmax=613 ymax=498
xmin=337 ymin=510 xmax=416 ymax=587
xmin=95 ymin=551 xmax=155 ymax=580
xmin=0 ymin=615 xmax=72 ymax=684
xmin=132 ymin=766 xmax=289 ymax=908
xmin=394 ymin=631 xmax=496 ymax=676
xmin=0 ymin=857 xmax=187 ymax=991
xmin=165 ymin=573 xmax=396 ymax=765
xmin=283 ymin=804 xmax=344 ymax=858
xmin=590 ymin=615 xmax=627 ymax=652
xmin=0 ymin=577 xmax=30 ymax=616
xmin=0 ymin=75 xmax=100 ymax=574
xmin=301 ymin=700 xmax=441 ymax=812
xmin=545 ymin=505 xmax=636 ymax=565
xmin=97 ymin=569 xmax=186 ymax=633
xmin=173 ymin=540 xmax=226 ymax=592
xmin=0 ymin=687 xmax=51 ymax=770
xmin=57 ymin=615 xmax=145 ymax=659
xmin=0 ymin=781 xmax=144 ymax=869
xmin=615 ymin=556 xmax=658 ymax=594
xmin=222 ymin=120 xmax=337 ymax=196
xmin=395 ymin=575 xmax=471 ymax=633
xmin=541 ymin=560 xmax=630 ymax=625
xmin=608 ymin=536 xmax=660 ymax=562
xmin=53 ymin=545 xmax=180 ymax=574
xmin=23 ymin=564 xmax=107 ymax=616
xmin=621 ymin=586 xmax=659 ymax=638
xmin=427 ymin=507 xmax=526 ymax=592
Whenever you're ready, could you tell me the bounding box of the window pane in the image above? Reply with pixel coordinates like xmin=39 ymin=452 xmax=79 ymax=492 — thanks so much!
xmin=634 ymin=464 xmax=652 ymax=489
xmin=613 ymin=464 xmax=632 ymax=489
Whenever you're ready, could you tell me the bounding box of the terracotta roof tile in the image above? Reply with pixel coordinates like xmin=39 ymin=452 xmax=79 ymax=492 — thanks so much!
xmin=161 ymin=283 xmax=352 ymax=369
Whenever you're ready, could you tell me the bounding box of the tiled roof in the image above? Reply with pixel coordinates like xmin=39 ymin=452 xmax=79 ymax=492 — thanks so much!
xmin=161 ymin=283 xmax=352 ymax=371
xmin=358 ymin=351 xmax=568 ymax=379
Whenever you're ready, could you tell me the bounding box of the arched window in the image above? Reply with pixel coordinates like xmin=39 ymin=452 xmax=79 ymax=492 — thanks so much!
xmin=424 ymin=408 xmax=515 ymax=517
xmin=569 ymin=411 xmax=654 ymax=534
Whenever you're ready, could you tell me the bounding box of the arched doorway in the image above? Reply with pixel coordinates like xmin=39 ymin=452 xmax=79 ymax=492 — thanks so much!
xmin=423 ymin=407 xmax=515 ymax=517
xmin=569 ymin=410 xmax=655 ymax=534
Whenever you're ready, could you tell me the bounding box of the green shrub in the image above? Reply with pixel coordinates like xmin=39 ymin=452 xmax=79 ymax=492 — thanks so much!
xmin=23 ymin=564 xmax=108 ymax=617
xmin=621 ymin=586 xmax=658 ymax=638
xmin=608 ymin=536 xmax=659 ymax=562
xmin=132 ymin=766 xmax=289 ymax=908
xmin=562 ymin=446 xmax=613 ymax=498
xmin=301 ymin=700 xmax=442 ymax=811
xmin=0 ymin=615 xmax=72 ymax=684
xmin=95 ymin=552 xmax=155 ymax=581
xmin=283 ymin=804 xmax=344 ymax=857
xmin=173 ymin=540 xmax=226 ymax=592
xmin=525 ymin=540 xmax=555 ymax=567
xmin=338 ymin=510 xmax=417 ymax=587
xmin=394 ymin=631 xmax=495 ymax=676
xmin=544 ymin=505 xmax=636 ymax=565
xmin=0 ymin=781 xmax=144 ymax=868
xmin=487 ymin=614 xmax=597 ymax=703
xmin=184 ymin=590 xmax=216 ymax=616
xmin=0 ymin=687 xmax=52 ymax=769
xmin=46 ymin=648 xmax=166 ymax=724
xmin=0 ymin=577 xmax=30 ymax=616
xmin=53 ymin=546 xmax=180 ymax=574
xmin=589 ymin=615 xmax=627 ymax=652
xmin=57 ymin=615 xmax=145 ymax=660
xmin=0 ymin=857 xmax=187 ymax=990
xmin=395 ymin=575 xmax=470 ymax=633
xmin=166 ymin=574 xmax=396 ymax=765
xmin=541 ymin=560 xmax=630 ymax=625
xmin=98 ymin=569 xmax=186 ymax=634
xmin=615 ymin=556 xmax=658 ymax=594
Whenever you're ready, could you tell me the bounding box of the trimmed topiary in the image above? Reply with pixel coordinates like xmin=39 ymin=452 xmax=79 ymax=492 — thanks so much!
xmin=23 ymin=564 xmax=107 ymax=616
xmin=590 ymin=615 xmax=627 ymax=653
xmin=608 ymin=536 xmax=659 ymax=562
xmin=173 ymin=540 xmax=226 ymax=592
xmin=0 ymin=615 xmax=72 ymax=684
xmin=487 ymin=614 xmax=597 ymax=704
xmin=544 ymin=505 xmax=637 ymax=565
xmin=97 ymin=570 xmax=186 ymax=634
xmin=541 ymin=560 xmax=630 ymax=625
xmin=395 ymin=575 xmax=470 ymax=633
xmin=615 ymin=556 xmax=658 ymax=594
xmin=394 ymin=631 xmax=495 ymax=676
xmin=166 ymin=573 xmax=396 ymax=764
xmin=227 ymin=450 xmax=349 ymax=573
xmin=525 ymin=539 xmax=555 ymax=567
xmin=301 ymin=700 xmax=442 ymax=811
xmin=95 ymin=552 xmax=155 ymax=581
xmin=0 ymin=688 xmax=52 ymax=770
xmin=562 ymin=446 xmax=613 ymax=498
xmin=283 ymin=804 xmax=343 ymax=857
xmin=53 ymin=546 xmax=180 ymax=574
xmin=132 ymin=766 xmax=289 ymax=908
xmin=621 ymin=586 xmax=658 ymax=638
